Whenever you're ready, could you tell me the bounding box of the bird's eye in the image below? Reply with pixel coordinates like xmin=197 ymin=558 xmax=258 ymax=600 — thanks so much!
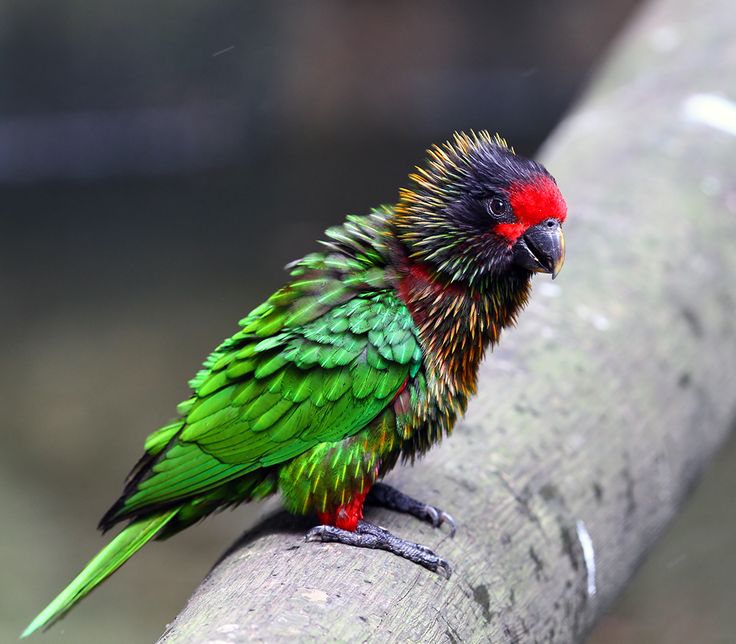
xmin=487 ymin=197 xmax=508 ymax=217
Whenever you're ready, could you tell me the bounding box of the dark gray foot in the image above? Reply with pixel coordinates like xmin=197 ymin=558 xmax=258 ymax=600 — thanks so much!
xmin=306 ymin=520 xmax=452 ymax=578
xmin=367 ymin=482 xmax=457 ymax=536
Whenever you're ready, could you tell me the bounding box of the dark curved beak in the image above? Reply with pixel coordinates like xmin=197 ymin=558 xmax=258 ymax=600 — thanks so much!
xmin=513 ymin=219 xmax=565 ymax=279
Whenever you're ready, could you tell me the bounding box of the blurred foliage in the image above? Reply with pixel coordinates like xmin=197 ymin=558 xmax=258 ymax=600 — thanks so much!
xmin=0 ymin=0 xmax=640 ymax=180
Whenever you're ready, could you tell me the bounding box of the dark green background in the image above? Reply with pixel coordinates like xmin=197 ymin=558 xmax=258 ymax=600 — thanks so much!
xmin=2 ymin=2 xmax=732 ymax=642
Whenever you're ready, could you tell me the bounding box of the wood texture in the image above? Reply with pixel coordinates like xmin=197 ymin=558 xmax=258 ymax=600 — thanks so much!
xmin=158 ymin=0 xmax=736 ymax=640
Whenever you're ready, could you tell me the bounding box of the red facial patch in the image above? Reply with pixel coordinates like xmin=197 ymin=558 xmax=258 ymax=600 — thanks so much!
xmin=495 ymin=175 xmax=567 ymax=243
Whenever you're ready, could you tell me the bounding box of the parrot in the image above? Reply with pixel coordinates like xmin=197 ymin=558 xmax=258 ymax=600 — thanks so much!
xmin=23 ymin=130 xmax=567 ymax=637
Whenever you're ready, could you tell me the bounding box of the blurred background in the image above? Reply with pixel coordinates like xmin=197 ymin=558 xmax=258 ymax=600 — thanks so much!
xmin=2 ymin=2 xmax=733 ymax=642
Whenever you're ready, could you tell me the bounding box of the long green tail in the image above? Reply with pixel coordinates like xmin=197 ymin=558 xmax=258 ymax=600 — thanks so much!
xmin=21 ymin=508 xmax=179 ymax=638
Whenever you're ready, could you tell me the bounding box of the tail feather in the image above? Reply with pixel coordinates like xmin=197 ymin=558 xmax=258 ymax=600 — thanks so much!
xmin=21 ymin=508 xmax=179 ymax=638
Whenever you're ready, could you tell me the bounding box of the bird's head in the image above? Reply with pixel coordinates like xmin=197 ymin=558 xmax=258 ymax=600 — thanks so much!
xmin=393 ymin=131 xmax=567 ymax=285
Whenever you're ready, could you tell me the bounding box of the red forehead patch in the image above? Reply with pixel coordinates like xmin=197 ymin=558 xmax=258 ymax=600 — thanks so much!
xmin=495 ymin=176 xmax=567 ymax=242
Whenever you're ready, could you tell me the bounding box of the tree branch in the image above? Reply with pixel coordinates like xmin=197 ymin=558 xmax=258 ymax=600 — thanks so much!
xmin=158 ymin=0 xmax=736 ymax=639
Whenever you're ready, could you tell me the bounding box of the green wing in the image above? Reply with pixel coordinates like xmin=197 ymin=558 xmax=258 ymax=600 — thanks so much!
xmin=104 ymin=231 xmax=422 ymax=524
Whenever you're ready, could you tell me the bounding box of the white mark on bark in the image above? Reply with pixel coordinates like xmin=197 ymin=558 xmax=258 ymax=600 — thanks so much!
xmin=576 ymin=305 xmax=612 ymax=331
xmin=565 ymin=433 xmax=586 ymax=453
xmin=301 ymin=588 xmax=329 ymax=603
xmin=683 ymin=93 xmax=736 ymax=136
xmin=649 ymin=25 xmax=681 ymax=53
xmin=591 ymin=314 xmax=610 ymax=331
xmin=576 ymin=519 xmax=597 ymax=597
xmin=700 ymin=176 xmax=721 ymax=197
xmin=539 ymin=325 xmax=556 ymax=340
xmin=539 ymin=282 xmax=562 ymax=298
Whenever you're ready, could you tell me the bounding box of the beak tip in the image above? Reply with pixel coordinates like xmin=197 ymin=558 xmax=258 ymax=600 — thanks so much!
xmin=514 ymin=221 xmax=565 ymax=279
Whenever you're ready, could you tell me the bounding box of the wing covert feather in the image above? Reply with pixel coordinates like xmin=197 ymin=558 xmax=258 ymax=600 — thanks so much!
xmin=120 ymin=288 xmax=421 ymax=515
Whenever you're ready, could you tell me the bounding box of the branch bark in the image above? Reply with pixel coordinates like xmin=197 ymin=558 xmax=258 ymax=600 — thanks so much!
xmin=158 ymin=0 xmax=736 ymax=640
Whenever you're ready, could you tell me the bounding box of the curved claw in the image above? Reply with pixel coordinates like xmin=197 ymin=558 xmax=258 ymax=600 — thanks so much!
xmin=424 ymin=506 xmax=457 ymax=537
xmin=439 ymin=511 xmax=457 ymax=537
xmin=434 ymin=557 xmax=453 ymax=579
xmin=305 ymin=525 xmax=328 ymax=542
xmin=366 ymin=483 xmax=458 ymax=537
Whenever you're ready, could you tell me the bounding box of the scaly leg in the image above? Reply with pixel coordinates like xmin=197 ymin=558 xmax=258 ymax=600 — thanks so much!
xmin=306 ymin=520 xmax=452 ymax=577
xmin=367 ymin=482 xmax=457 ymax=536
